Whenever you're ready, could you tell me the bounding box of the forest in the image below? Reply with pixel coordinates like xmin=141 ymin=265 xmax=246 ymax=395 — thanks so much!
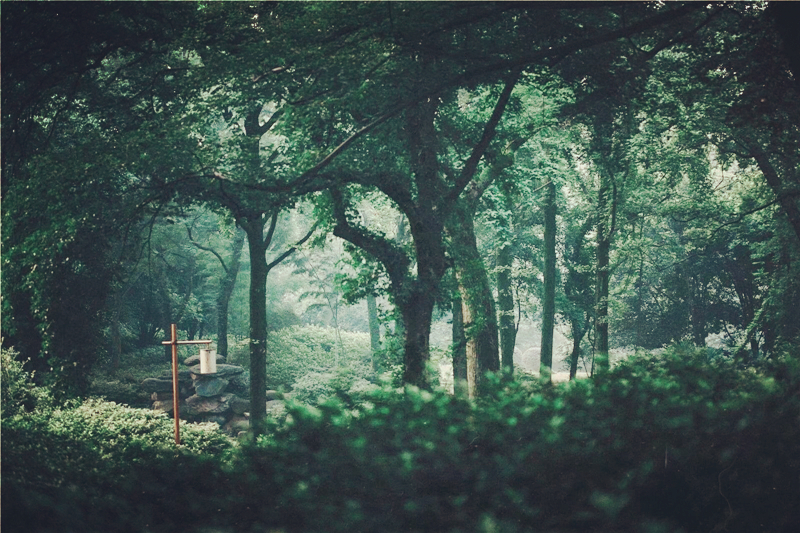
xmin=2 ymin=2 xmax=800 ymax=532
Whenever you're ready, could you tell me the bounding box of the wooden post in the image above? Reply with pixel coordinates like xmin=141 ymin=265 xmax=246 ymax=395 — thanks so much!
xmin=161 ymin=324 xmax=212 ymax=445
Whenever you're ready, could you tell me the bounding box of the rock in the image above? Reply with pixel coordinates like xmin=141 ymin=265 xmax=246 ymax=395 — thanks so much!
xmin=184 ymin=353 xmax=226 ymax=367
xmin=224 ymin=415 xmax=250 ymax=434
xmin=141 ymin=378 xmax=175 ymax=393
xmin=265 ymin=390 xmax=282 ymax=401
xmin=189 ymin=363 xmax=244 ymax=378
xmin=184 ymin=393 xmax=234 ymax=415
xmin=266 ymin=399 xmax=285 ymax=416
xmin=152 ymin=400 xmax=174 ymax=413
xmin=230 ymin=395 xmax=250 ymax=415
xmin=198 ymin=414 xmax=227 ymax=426
xmin=228 ymin=372 xmax=250 ymax=395
xmin=194 ymin=377 xmax=229 ymax=397
xmin=156 ymin=369 xmax=193 ymax=383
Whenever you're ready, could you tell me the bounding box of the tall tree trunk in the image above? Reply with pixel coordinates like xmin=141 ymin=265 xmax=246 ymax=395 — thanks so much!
xmin=540 ymin=179 xmax=557 ymax=381
xmin=359 ymin=207 xmax=383 ymax=372
xmin=393 ymin=215 xmax=409 ymax=342
xmin=594 ymin=177 xmax=616 ymax=374
xmin=452 ymin=293 xmax=468 ymax=397
xmin=240 ymin=215 xmax=269 ymax=437
xmin=496 ymin=218 xmax=516 ymax=372
xmin=633 ymin=255 xmax=646 ymax=347
xmin=448 ymin=202 xmax=499 ymax=398
xmin=564 ymin=217 xmax=594 ymax=381
xmin=216 ymin=227 xmax=246 ymax=357
xmin=404 ymin=217 xmax=448 ymax=388
xmin=366 ymin=292 xmax=381 ymax=372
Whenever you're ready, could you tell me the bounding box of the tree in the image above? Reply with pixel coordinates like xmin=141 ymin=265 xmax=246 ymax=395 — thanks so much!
xmin=1 ymin=2 xmax=198 ymax=392
xmin=186 ymin=214 xmax=246 ymax=357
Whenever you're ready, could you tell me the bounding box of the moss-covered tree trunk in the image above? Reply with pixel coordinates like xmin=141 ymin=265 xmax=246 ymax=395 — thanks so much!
xmin=540 ymin=179 xmax=557 ymax=381
xmin=366 ymin=293 xmax=381 ymax=370
xmin=449 ymin=202 xmax=499 ymax=397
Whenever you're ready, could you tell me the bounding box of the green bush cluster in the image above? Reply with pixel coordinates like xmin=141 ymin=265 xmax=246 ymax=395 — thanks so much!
xmin=2 ymin=350 xmax=235 ymax=533
xmin=4 ymin=344 xmax=800 ymax=533
xmin=1 ymin=346 xmax=54 ymax=417
xmin=228 ymin=345 xmax=800 ymax=533
xmin=228 ymin=325 xmax=374 ymax=393
xmin=290 ymin=366 xmax=379 ymax=406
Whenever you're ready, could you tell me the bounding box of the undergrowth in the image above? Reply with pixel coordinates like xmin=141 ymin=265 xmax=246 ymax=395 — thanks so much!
xmin=3 ymin=344 xmax=800 ymax=532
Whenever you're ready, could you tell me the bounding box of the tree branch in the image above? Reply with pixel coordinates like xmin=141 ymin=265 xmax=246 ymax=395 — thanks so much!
xmin=186 ymin=223 xmax=229 ymax=274
xmin=446 ymin=68 xmax=522 ymax=206
xmin=267 ymin=221 xmax=317 ymax=270
xmin=329 ymin=187 xmax=410 ymax=290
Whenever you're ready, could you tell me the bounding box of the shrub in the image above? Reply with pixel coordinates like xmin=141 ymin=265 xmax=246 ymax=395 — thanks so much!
xmin=4 ymin=343 xmax=800 ymax=533
xmin=2 ymin=398 xmax=235 ymax=533
xmin=229 ymin=344 xmax=800 ymax=533
xmin=291 ymin=366 xmax=379 ymax=406
xmin=229 ymin=325 xmax=373 ymax=391
xmin=1 ymin=345 xmax=53 ymax=417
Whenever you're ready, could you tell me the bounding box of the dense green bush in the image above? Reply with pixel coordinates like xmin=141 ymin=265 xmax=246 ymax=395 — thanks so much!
xmin=2 ymin=351 xmax=236 ymax=533
xmin=228 ymin=345 xmax=800 ymax=533
xmin=290 ymin=366 xmax=379 ymax=406
xmin=227 ymin=325 xmax=373 ymax=391
xmin=4 ymin=344 xmax=800 ymax=532
xmin=1 ymin=346 xmax=53 ymax=417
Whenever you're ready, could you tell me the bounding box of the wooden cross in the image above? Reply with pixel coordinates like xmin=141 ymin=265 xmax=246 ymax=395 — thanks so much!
xmin=162 ymin=324 xmax=212 ymax=445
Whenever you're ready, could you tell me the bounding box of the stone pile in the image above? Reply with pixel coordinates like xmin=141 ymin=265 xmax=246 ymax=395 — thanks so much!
xmin=141 ymin=353 xmax=252 ymax=434
xmin=141 ymin=354 xmax=289 ymax=435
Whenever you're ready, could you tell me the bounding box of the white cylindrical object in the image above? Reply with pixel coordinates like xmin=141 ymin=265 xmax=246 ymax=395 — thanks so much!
xmin=200 ymin=348 xmax=217 ymax=374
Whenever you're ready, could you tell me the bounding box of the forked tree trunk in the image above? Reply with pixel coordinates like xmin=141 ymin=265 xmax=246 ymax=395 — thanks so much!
xmin=568 ymin=313 xmax=590 ymax=380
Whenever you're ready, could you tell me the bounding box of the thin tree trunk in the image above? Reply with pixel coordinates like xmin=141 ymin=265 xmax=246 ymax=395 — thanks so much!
xmin=216 ymin=227 xmax=246 ymax=357
xmin=109 ymin=290 xmax=123 ymax=372
xmin=496 ymin=221 xmax=516 ymax=372
xmin=690 ymin=270 xmax=707 ymax=347
xmin=540 ymin=179 xmax=557 ymax=382
xmin=452 ymin=293 xmax=468 ymax=397
xmin=367 ymin=292 xmax=381 ymax=372
xmin=594 ymin=177 xmax=616 ymax=373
